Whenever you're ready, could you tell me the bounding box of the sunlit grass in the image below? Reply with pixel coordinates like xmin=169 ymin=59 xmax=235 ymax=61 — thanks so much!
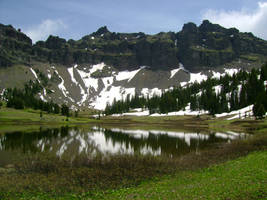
xmin=99 ymin=151 xmax=267 ymax=200
xmin=0 ymin=107 xmax=98 ymax=133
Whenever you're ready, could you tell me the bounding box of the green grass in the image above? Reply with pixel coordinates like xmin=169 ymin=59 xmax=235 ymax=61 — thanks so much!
xmin=1 ymin=150 xmax=266 ymax=200
xmin=208 ymin=116 xmax=267 ymax=134
xmin=0 ymin=107 xmax=209 ymax=133
xmin=94 ymin=151 xmax=267 ymax=200
xmin=1 ymin=107 xmax=267 ymax=199
xmin=1 ymin=106 xmax=266 ymax=134
xmin=0 ymin=133 xmax=266 ymax=200
xmin=0 ymin=107 xmax=98 ymax=133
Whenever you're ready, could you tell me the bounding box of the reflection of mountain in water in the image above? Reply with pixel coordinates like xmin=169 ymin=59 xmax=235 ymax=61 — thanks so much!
xmin=0 ymin=127 xmax=248 ymax=158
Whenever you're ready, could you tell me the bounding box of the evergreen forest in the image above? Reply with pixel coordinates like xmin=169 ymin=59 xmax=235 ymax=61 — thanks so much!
xmin=105 ymin=63 xmax=267 ymax=119
xmin=1 ymin=79 xmax=70 ymax=117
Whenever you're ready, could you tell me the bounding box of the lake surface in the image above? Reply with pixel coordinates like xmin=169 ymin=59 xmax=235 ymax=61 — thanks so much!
xmin=0 ymin=126 xmax=248 ymax=167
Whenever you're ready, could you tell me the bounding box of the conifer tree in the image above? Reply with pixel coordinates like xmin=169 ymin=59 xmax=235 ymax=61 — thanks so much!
xmin=220 ymin=91 xmax=228 ymax=113
xmin=190 ymin=94 xmax=197 ymax=111
xmin=61 ymin=104 xmax=69 ymax=117
xmin=260 ymin=63 xmax=267 ymax=81
xmin=54 ymin=103 xmax=60 ymax=114
xmin=239 ymin=84 xmax=248 ymax=108
xmin=253 ymin=102 xmax=266 ymax=119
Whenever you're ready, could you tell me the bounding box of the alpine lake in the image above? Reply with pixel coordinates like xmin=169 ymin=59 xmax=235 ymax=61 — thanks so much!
xmin=1 ymin=122 xmax=264 ymax=198
xmin=0 ymin=125 xmax=248 ymax=167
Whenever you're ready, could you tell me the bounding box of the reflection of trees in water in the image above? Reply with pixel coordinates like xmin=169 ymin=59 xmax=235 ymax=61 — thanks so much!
xmin=0 ymin=127 xmax=243 ymax=158
xmin=103 ymin=130 xmax=230 ymax=156
xmin=0 ymin=127 xmax=70 ymax=153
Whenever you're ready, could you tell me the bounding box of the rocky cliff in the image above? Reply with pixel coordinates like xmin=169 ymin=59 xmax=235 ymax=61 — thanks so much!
xmin=1 ymin=20 xmax=267 ymax=71
xmin=1 ymin=20 xmax=267 ymax=110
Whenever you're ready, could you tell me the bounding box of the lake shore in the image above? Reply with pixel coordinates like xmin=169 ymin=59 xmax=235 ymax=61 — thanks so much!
xmin=0 ymin=132 xmax=266 ymax=199
xmin=0 ymin=107 xmax=267 ymax=199
xmin=0 ymin=107 xmax=265 ymax=134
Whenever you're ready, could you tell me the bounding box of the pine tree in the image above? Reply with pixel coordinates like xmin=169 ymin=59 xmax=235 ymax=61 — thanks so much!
xmin=239 ymin=84 xmax=248 ymax=108
xmin=15 ymin=98 xmax=25 ymax=109
xmin=260 ymin=63 xmax=267 ymax=81
xmin=54 ymin=103 xmax=60 ymax=114
xmin=230 ymin=91 xmax=238 ymax=111
xmin=61 ymin=104 xmax=69 ymax=117
xmin=220 ymin=91 xmax=228 ymax=113
xmin=253 ymin=103 xmax=266 ymax=119
xmin=247 ymin=69 xmax=260 ymax=104
xmin=190 ymin=94 xmax=197 ymax=111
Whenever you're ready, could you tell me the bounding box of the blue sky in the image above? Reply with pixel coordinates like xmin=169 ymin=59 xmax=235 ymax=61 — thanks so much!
xmin=1 ymin=0 xmax=267 ymax=42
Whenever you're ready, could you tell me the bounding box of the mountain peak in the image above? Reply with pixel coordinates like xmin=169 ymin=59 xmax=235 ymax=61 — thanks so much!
xmin=93 ymin=26 xmax=110 ymax=36
xmin=199 ymin=20 xmax=225 ymax=33
xmin=181 ymin=22 xmax=198 ymax=33
xmin=45 ymin=35 xmax=66 ymax=49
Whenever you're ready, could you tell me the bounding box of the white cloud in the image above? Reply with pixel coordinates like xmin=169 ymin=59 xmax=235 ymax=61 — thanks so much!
xmin=202 ymin=2 xmax=267 ymax=40
xmin=25 ymin=19 xmax=66 ymax=43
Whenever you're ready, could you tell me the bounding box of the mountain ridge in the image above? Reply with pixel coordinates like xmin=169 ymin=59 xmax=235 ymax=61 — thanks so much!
xmin=1 ymin=20 xmax=267 ymax=71
xmin=1 ymin=20 xmax=267 ymax=110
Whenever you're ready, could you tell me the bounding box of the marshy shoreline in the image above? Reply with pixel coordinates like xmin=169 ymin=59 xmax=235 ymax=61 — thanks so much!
xmin=0 ymin=107 xmax=266 ymax=199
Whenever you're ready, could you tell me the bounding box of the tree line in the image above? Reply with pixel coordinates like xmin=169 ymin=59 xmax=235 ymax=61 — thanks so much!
xmin=105 ymin=63 xmax=267 ymax=119
xmin=1 ymin=80 xmax=70 ymax=117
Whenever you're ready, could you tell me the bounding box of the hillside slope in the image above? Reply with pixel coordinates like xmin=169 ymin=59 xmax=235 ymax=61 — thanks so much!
xmin=1 ymin=21 xmax=267 ymax=110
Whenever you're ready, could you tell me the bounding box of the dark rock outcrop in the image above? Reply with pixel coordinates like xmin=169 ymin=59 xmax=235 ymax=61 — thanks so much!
xmin=1 ymin=20 xmax=267 ymax=70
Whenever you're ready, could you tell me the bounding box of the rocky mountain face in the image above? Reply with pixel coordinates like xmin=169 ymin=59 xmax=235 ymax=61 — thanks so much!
xmin=1 ymin=20 xmax=267 ymax=71
xmin=0 ymin=20 xmax=267 ymax=110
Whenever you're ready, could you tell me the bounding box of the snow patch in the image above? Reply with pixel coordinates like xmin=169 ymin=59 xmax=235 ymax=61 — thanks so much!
xmin=212 ymin=71 xmax=222 ymax=79
xmin=141 ymin=88 xmax=162 ymax=98
xmin=47 ymin=69 xmax=52 ymax=79
xmin=151 ymin=104 xmax=208 ymax=116
xmin=54 ymin=69 xmax=75 ymax=102
xmin=116 ymin=67 xmax=144 ymax=82
xmin=77 ymin=84 xmax=87 ymax=106
xmin=189 ymin=72 xmax=207 ymax=83
xmin=90 ymin=62 xmax=105 ymax=74
xmin=213 ymin=85 xmax=222 ymax=95
xmin=225 ymin=68 xmax=239 ymax=76
xmin=67 ymin=65 xmax=78 ymax=85
xmin=102 ymin=77 xmax=114 ymax=88
xmin=170 ymin=63 xmax=186 ymax=79
xmin=0 ymin=88 xmax=6 ymax=96
xmin=39 ymin=93 xmax=46 ymax=102
xmin=55 ymin=70 xmax=67 ymax=98
xmin=91 ymin=86 xmax=135 ymax=110
xmin=30 ymin=68 xmax=40 ymax=83
xmin=170 ymin=68 xmax=180 ymax=79
xmin=180 ymin=82 xmax=187 ymax=87
xmin=131 ymin=108 xmax=143 ymax=112
xmin=112 ymin=110 xmax=149 ymax=117
xmin=111 ymin=104 xmax=208 ymax=117
xmin=215 ymin=105 xmax=253 ymax=120
xmin=77 ymin=69 xmax=98 ymax=91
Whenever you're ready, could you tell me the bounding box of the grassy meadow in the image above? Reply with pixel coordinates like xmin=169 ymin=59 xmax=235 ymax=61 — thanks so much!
xmin=0 ymin=106 xmax=267 ymax=199
xmin=0 ymin=130 xmax=266 ymax=199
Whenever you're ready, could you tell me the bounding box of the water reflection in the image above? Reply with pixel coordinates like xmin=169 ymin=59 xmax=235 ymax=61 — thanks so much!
xmin=0 ymin=126 xmax=248 ymax=164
